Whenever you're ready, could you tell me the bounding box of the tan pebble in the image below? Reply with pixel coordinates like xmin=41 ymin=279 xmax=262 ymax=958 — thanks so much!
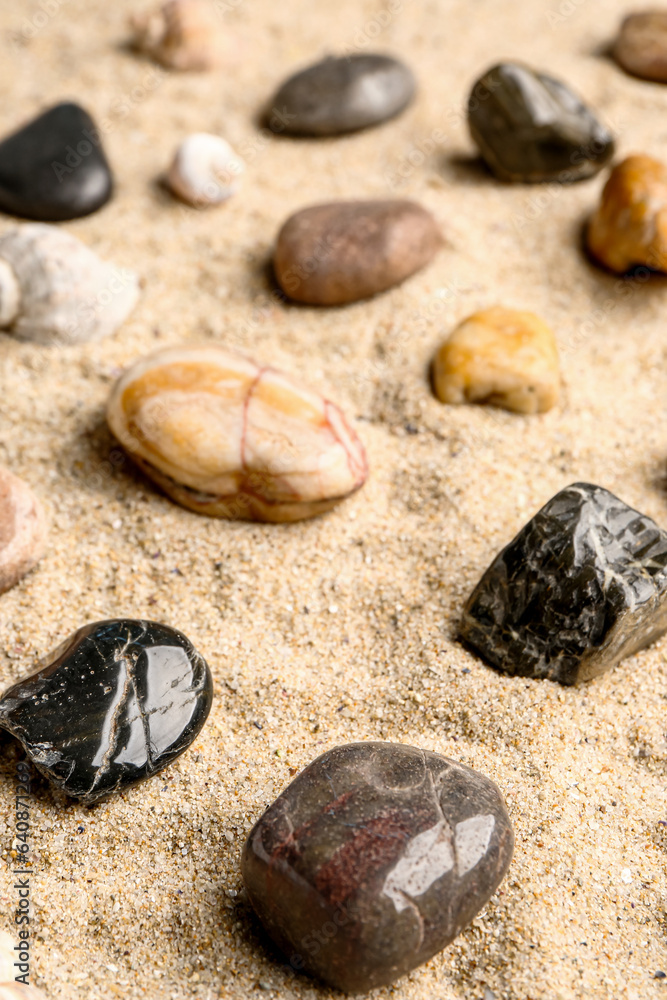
xmin=587 ymin=154 xmax=667 ymax=273
xmin=433 ymin=306 xmax=560 ymax=415
xmin=107 ymin=345 xmax=368 ymax=522
xmin=613 ymin=11 xmax=667 ymax=82
xmin=274 ymin=200 xmax=442 ymax=305
xmin=0 ymin=224 xmax=139 ymax=345
xmin=166 ymin=133 xmax=244 ymax=206
xmin=0 ymin=467 xmax=46 ymax=594
xmin=0 ymin=986 xmax=48 ymax=1000
xmin=130 ymin=0 xmax=224 ymax=71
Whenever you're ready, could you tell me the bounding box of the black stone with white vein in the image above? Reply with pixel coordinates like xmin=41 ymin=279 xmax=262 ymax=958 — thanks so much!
xmin=461 ymin=483 xmax=667 ymax=685
xmin=242 ymin=742 xmax=514 ymax=993
xmin=467 ymin=63 xmax=615 ymax=183
xmin=0 ymin=619 xmax=212 ymax=801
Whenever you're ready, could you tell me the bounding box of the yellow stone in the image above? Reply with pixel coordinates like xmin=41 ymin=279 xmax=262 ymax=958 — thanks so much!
xmin=587 ymin=154 xmax=667 ymax=273
xmin=107 ymin=345 xmax=368 ymax=522
xmin=433 ymin=306 xmax=560 ymax=415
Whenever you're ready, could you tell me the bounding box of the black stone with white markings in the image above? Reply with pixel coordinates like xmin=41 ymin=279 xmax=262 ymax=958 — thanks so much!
xmin=467 ymin=63 xmax=615 ymax=183
xmin=0 ymin=102 xmax=113 ymax=221
xmin=461 ymin=483 xmax=667 ymax=685
xmin=267 ymin=54 xmax=416 ymax=136
xmin=242 ymin=742 xmax=514 ymax=993
xmin=0 ymin=619 xmax=212 ymax=801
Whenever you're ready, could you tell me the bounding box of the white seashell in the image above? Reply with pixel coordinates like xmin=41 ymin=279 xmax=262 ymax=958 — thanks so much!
xmin=107 ymin=344 xmax=368 ymax=522
xmin=0 ymin=985 xmax=48 ymax=1000
xmin=131 ymin=0 xmax=224 ymax=71
xmin=0 ymin=224 xmax=139 ymax=346
xmin=166 ymin=133 xmax=244 ymax=207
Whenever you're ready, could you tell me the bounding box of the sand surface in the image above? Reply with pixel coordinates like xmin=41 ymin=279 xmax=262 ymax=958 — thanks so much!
xmin=0 ymin=0 xmax=666 ymax=997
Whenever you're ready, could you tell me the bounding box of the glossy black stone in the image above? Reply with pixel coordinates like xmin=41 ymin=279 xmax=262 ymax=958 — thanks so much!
xmin=242 ymin=742 xmax=514 ymax=993
xmin=267 ymin=54 xmax=416 ymax=137
xmin=0 ymin=619 xmax=212 ymax=801
xmin=468 ymin=63 xmax=615 ymax=183
xmin=461 ymin=483 xmax=667 ymax=685
xmin=0 ymin=102 xmax=113 ymax=221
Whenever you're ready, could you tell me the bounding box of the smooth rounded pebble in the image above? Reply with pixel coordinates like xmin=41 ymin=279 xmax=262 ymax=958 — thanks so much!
xmin=0 ymin=618 xmax=213 ymax=802
xmin=107 ymin=344 xmax=368 ymax=522
xmin=166 ymin=133 xmax=244 ymax=206
xmin=587 ymin=154 xmax=667 ymax=273
xmin=131 ymin=0 xmax=224 ymax=70
xmin=613 ymin=12 xmax=667 ymax=81
xmin=0 ymin=467 xmax=46 ymax=595
xmin=267 ymin=53 xmax=416 ymax=136
xmin=0 ymin=102 xmax=113 ymax=222
xmin=0 ymin=224 xmax=139 ymax=345
xmin=468 ymin=62 xmax=614 ymax=183
xmin=433 ymin=306 xmax=560 ymax=414
xmin=274 ymin=199 xmax=442 ymax=305
xmin=242 ymin=742 xmax=514 ymax=993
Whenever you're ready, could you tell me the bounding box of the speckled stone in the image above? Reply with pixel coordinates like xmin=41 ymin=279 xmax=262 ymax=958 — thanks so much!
xmin=267 ymin=54 xmax=416 ymax=136
xmin=613 ymin=12 xmax=667 ymax=82
xmin=461 ymin=483 xmax=667 ymax=685
xmin=274 ymin=199 xmax=441 ymax=305
xmin=0 ymin=103 xmax=113 ymax=221
xmin=468 ymin=63 xmax=615 ymax=183
xmin=242 ymin=742 xmax=514 ymax=993
xmin=0 ymin=466 xmax=46 ymax=595
xmin=0 ymin=619 xmax=213 ymax=801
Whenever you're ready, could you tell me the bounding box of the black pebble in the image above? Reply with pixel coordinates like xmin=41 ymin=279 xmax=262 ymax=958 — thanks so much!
xmin=0 ymin=102 xmax=113 ymax=221
xmin=0 ymin=619 xmax=213 ymax=802
xmin=461 ymin=483 xmax=667 ymax=685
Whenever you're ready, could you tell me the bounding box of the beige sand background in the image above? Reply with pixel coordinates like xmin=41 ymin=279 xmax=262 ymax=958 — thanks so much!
xmin=0 ymin=0 xmax=666 ymax=997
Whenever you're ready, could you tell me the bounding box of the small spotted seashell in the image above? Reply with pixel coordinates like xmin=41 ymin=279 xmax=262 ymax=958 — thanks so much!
xmin=107 ymin=345 xmax=368 ymax=522
xmin=131 ymin=0 xmax=224 ymax=71
xmin=0 ymin=224 xmax=139 ymax=346
xmin=166 ymin=133 xmax=244 ymax=207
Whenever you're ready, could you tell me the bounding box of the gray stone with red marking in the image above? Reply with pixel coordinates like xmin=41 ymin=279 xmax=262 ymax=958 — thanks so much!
xmin=241 ymin=742 xmax=514 ymax=993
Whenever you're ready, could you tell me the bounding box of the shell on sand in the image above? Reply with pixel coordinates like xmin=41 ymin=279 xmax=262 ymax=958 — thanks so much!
xmin=166 ymin=133 xmax=244 ymax=207
xmin=131 ymin=0 xmax=225 ymax=71
xmin=0 ymin=224 xmax=139 ymax=345
xmin=107 ymin=344 xmax=368 ymax=522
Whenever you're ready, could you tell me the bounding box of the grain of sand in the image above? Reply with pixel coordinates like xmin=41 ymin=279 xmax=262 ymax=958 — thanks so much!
xmin=0 ymin=1 xmax=666 ymax=998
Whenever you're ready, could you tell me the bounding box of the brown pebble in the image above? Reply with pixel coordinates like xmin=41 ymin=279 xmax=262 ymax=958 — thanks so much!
xmin=613 ymin=12 xmax=667 ymax=82
xmin=0 ymin=467 xmax=46 ymax=594
xmin=587 ymin=154 xmax=667 ymax=273
xmin=273 ymin=200 xmax=442 ymax=305
xmin=433 ymin=306 xmax=560 ymax=415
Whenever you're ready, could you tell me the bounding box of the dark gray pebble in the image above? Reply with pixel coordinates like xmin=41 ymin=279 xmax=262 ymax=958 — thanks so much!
xmin=468 ymin=63 xmax=614 ymax=183
xmin=267 ymin=54 xmax=416 ymax=136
